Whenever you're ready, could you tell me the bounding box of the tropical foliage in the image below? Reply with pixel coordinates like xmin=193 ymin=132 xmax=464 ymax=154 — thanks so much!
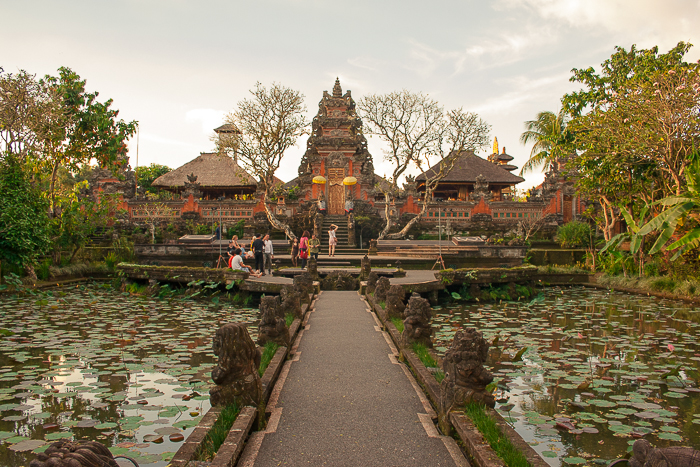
xmin=519 ymin=108 xmax=570 ymax=175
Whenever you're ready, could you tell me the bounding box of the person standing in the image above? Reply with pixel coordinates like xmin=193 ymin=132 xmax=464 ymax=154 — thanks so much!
xmin=299 ymin=231 xmax=310 ymax=269
xmin=252 ymin=233 xmax=265 ymax=275
xmin=328 ymin=224 xmax=338 ymax=257
xmin=309 ymin=233 xmax=320 ymax=260
xmin=290 ymin=238 xmax=299 ymax=268
xmin=263 ymin=234 xmax=274 ymax=276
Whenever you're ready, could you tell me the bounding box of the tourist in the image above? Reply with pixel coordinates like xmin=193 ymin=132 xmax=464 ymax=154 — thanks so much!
xmin=252 ymin=233 xmax=265 ymax=275
xmin=227 ymin=235 xmax=240 ymax=258
xmin=328 ymin=224 xmax=338 ymax=257
xmin=317 ymin=191 xmax=327 ymax=214
xmin=299 ymin=230 xmax=310 ymax=269
xmin=309 ymin=233 xmax=320 ymax=260
xmin=345 ymin=192 xmax=354 ymax=215
xmin=263 ymin=234 xmax=274 ymax=276
xmin=214 ymin=224 xmax=221 ymax=240
xmin=230 ymin=248 xmax=261 ymax=277
xmin=290 ymin=238 xmax=299 ymax=267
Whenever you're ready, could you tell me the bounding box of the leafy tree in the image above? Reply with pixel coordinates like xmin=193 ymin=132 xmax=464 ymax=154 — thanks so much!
xmin=519 ymin=108 xmax=570 ymax=175
xmin=0 ymin=158 xmax=50 ymax=278
xmin=136 ymin=163 xmax=171 ymax=194
xmin=219 ymin=82 xmax=307 ymax=240
xmin=357 ymin=91 xmax=490 ymax=239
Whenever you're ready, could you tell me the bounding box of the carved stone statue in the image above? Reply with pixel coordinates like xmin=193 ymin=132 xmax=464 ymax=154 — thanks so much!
xmin=293 ymin=273 xmax=314 ymax=300
xmin=628 ymin=439 xmax=700 ymax=467
xmin=210 ymin=323 xmax=263 ymax=408
xmin=257 ymin=296 xmax=290 ymax=348
xmin=469 ymin=174 xmax=492 ymax=201
xmin=307 ymin=257 xmax=319 ymax=280
xmin=360 ymin=255 xmax=371 ymax=281
xmin=366 ymin=271 xmax=379 ymax=295
xmin=440 ymin=328 xmax=495 ymax=416
xmin=402 ymin=293 xmax=433 ymax=348
xmin=183 ymin=172 xmax=202 ymax=198
xmin=368 ymin=238 xmax=378 ymax=255
xmin=374 ymin=276 xmax=391 ymax=302
xmin=385 ymin=285 xmax=406 ymax=319
xmin=280 ymin=285 xmax=302 ymax=320
xmin=321 ymin=271 xmax=358 ymax=291
xmin=29 ymin=440 xmax=119 ymax=467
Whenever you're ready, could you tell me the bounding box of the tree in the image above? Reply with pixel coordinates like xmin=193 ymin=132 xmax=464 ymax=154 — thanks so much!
xmin=141 ymin=201 xmax=174 ymax=244
xmin=0 ymin=158 xmax=51 ymax=278
xmin=564 ymin=42 xmax=700 ymax=240
xmin=357 ymin=91 xmax=490 ymax=239
xmin=519 ymin=108 xmax=570 ymax=175
xmin=220 ymin=82 xmax=307 ymax=240
xmin=38 ymin=67 xmax=138 ymax=217
xmin=136 ymin=163 xmax=171 ymax=195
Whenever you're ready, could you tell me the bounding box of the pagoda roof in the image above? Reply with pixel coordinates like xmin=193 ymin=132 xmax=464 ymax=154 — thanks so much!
xmin=416 ymin=150 xmax=524 ymax=185
xmin=152 ymin=153 xmax=257 ymax=188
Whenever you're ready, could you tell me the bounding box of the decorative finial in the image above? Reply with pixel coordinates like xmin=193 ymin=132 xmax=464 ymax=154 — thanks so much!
xmin=502 ymin=146 xmax=506 ymax=154
xmin=333 ymin=78 xmax=342 ymax=98
xmin=493 ymin=137 xmax=498 ymax=155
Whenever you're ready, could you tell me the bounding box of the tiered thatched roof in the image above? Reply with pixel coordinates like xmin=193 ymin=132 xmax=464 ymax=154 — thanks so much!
xmin=416 ymin=150 xmax=524 ymax=185
xmin=152 ymin=153 xmax=257 ymax=189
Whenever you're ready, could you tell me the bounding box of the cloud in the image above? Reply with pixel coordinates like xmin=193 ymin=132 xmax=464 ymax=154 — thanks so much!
xmin=185 ymin=108 xmax=227 ymax=135
xmin=499 ymin=0 xmax=700 ymax=52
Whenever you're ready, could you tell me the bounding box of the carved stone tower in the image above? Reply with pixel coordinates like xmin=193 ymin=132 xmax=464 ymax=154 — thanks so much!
xmin=297 ymin=78 xmax=376 ymax=214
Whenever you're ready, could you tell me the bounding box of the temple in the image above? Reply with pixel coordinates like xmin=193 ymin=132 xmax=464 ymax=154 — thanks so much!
xmin=93 ymin=79 xmax=583 ymax=235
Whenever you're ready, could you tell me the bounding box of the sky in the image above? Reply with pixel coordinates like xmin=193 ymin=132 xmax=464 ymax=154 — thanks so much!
xmin=2 ymin=0 xmax=699 ymax=189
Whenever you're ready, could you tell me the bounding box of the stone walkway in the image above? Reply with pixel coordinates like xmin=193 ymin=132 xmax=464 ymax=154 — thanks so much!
xmin=239 ymin=291 xmax=467 ymax=467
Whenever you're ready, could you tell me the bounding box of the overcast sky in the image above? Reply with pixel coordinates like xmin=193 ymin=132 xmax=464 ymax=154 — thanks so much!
xmin=3 ymin=0 xmax=699 ymax=189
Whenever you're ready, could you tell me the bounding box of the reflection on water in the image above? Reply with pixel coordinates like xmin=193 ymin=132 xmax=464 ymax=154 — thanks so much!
xmin=0 ymin=283 xmax=258 ymax=467
xmin=432 ymin=286 xmax=700 ymax=466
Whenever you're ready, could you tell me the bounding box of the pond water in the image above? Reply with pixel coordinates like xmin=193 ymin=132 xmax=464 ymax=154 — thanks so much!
xmin=0 ymin=283 xmax=258 ymax=467
xmin=432 ymin=286 xmax=700 ymax=466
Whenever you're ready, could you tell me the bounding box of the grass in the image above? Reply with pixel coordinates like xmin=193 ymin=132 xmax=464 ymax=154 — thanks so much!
xmin=412 ymin=342 xmax=445 ymax=383
xmin=258 ymin=342 xmax=279 ymax=377
xmin=195 ymin=402 xmax=241 ymax=461
xmin=390 ymin=317 xmax=404 ymax=333
xmin=464 ymin=402 xmax=531 ymax=467
xmin=285 ymin=313 xmax=295 ymax=327
xmin=597 ymin=273 xmax=700 ymax=298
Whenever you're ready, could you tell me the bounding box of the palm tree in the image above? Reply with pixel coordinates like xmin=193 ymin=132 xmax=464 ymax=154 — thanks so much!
xmin=519 ymin=108 xmax=570 ymax=175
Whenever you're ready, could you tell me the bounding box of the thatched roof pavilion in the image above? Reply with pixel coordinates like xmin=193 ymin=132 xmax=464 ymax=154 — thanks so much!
xmin=152 ymin=152 xmax=258 ymax=199
xmin=416 ymin=150 xmax=524 ymax=201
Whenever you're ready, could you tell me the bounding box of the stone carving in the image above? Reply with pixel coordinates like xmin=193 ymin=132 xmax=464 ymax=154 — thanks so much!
xmin=469 ymin=174 xmax=492 ymax=201
xmin=293 ymin=273 xmax=314 ymax=300
xmin=402 ymin=293 xmax=433 ymax=348
xmin=209 ymin=323 xmax=262 ymax=408
xmin=360 ymin=255 xmax=371 ymax=281
xmin=628 ymin=439 xmax=700 ymax=467
xmin=328 ymin=151 xmax=346 ymax=167
xmin=368 ymin=238 xmax=378 ymax=255
xmin=385 ymin=285 xmax=406 ymax=319
xmin=29 ymin=440 xmax=119 ymax=467
xmin=307 ymin=257 xmax=319 ymax=280
xmin=257 ymin=296 xmax=290 ymax=348
xmin=440 ymin=328 xmax=495 ymax=416
xmin=280 ymin=285 xmax=302 ymax=319
xmin=366 ymin=271 xmax=379 ymax=295
xmin=374 ymin=277 xmax=391 ymax=302
xmin=321 ymin=271 xmax=358 ymax=291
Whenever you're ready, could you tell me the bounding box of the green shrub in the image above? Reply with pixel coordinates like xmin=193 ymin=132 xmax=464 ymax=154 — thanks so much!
xmin=259 ymin=342 xmax=279 ymax=377
xmin=391 ymin=317 xmax=404 ymax=333
xmin=556 ymin=221 xmax=592 ymax=248
xmin=195 ymin=402 xmax=241 ymax=461
xmin=104 ymin=252 xmax=119 ymax=271
xmin=37 ymin=258 xmax=52 ymax=281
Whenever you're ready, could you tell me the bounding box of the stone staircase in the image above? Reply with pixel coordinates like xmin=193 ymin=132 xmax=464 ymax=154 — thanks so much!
xmin=317 ymin=216 xmax=365 ymax=264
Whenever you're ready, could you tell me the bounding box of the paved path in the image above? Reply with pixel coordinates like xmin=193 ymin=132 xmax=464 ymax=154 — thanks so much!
xmin=240 ymin=291 xmax=466 ymax=467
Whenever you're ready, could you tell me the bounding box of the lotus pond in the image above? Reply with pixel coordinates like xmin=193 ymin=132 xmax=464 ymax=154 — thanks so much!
xmin=432 ymin=286 xmax=700 ymax=466
xmin=0 ymin=283 xmax=259 ymax=467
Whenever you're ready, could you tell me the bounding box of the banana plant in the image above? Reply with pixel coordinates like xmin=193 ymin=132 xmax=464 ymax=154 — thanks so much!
xmin=600 ymin=204 xmax=650 ymax=275
xmin=638 ymin=159 xmax=700 ymax=260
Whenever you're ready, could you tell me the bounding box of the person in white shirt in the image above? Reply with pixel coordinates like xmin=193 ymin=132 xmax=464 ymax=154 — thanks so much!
xmin=263 ymin=234 xmax=274 ymax=276
xmin=230 ymin=248 xmax=261 ymax=277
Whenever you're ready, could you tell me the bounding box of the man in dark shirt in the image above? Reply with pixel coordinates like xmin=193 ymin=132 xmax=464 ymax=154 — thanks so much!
xmin=252 ymin=233 xmax=265 ymax=275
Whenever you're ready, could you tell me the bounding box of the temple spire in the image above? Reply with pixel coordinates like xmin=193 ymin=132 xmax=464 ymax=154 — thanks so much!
xmin=333 ymin=78 xmax=342 ymax=97
xmin=492 ymin=137 xmax=499 ymax=155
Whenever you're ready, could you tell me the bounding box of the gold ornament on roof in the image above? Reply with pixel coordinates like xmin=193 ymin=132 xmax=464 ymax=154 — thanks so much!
xmin=493 ymin=137 xmax=499 ymax=155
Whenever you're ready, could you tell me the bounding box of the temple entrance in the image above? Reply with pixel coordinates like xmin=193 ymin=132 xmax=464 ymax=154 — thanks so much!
xmin=328 ymin=168 xmax=345 ymax=215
